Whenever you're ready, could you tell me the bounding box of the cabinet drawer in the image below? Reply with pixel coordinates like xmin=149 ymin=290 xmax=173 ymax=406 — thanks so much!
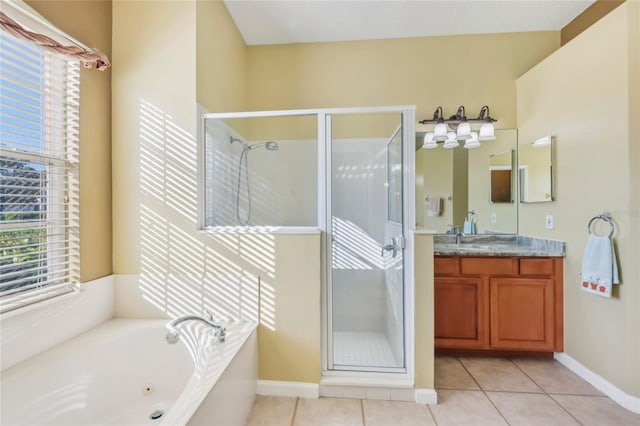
xmin=461 ymin=257 xmax=514 ymax=275
xmin=520 ymin=258 xmax=554 ymax=276
xmin=435 ymin=257 xmax=457 ymax=276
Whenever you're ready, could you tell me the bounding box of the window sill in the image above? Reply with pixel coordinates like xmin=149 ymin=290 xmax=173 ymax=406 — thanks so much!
xmin=0 ymin=284 xmax=79 ymax=319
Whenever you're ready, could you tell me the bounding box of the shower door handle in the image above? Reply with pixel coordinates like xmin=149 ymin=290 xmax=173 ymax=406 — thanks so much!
xmin=381 ymin=238 xmax=398 ymax=258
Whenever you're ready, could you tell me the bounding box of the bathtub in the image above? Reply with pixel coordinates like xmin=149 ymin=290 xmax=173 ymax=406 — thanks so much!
xmin=0 ymin=318 xmax=258 ymax=426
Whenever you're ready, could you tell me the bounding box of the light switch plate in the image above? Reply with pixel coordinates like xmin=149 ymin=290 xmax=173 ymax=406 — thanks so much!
xmin=491 ymin=213 xmax=497 ymax=224
xmin=545 ymin=215 xmax=554 ymax=229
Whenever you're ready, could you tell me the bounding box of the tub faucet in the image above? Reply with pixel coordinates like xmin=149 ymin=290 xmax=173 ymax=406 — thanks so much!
xmin=166 ymin=310 xmax=226 ymax=344
xmin=456 ymin=232 xmax=464 ymax=245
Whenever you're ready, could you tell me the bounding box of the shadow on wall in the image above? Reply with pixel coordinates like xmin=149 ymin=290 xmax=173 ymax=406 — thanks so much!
xmin=332 ymin=216 xmax=400 ymax=271
xmin=129 ymin=99 xmax=276 ymax=331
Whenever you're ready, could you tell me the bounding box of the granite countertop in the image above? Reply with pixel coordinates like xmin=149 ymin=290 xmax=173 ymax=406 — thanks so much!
xmin=432 ymin=234 xmax=566 ymax=257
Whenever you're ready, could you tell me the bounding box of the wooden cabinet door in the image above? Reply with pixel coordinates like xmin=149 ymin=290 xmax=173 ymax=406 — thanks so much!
xmin=490 ymin=278 xmax=554 ymax=351
xmin=435 ymin=277 xmax=489 ymax=349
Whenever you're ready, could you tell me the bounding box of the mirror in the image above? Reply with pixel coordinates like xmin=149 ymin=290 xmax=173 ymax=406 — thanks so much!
xmin=416 ymin=129 xmax=518 ymax=234
xmin=518 ymin=136 xmax=554 ymax=203
xmin=489 ymin=150 xmax=514 ymax=203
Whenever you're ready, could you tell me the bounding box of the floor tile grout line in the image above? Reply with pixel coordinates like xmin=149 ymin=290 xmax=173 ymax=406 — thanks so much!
xmin=481 ymin=389 xmax=512 ymax=425
xmin=507 ymin=357 xmax=545 ymax=393
xmin=547 ymin=393 xmax=585 ymax=426
xmin=548 ymin=392 xmax=609 ymax=398
xmin=438 ymin=386 xmax=563 ymax=396
xmin=455 ymin=356 xmax=484 ymax=391
xmin=290 ymin=397 xmax=299 ymax=426
xmin=456 ymin=356 xmax=512 ymax=426
xmin=425 ymin=399 xmax=439 ymax=426
xmin=452 ymin=357 xmax=510 ymax=423
xmin=508 ymin=357 xmax=584 ymax=425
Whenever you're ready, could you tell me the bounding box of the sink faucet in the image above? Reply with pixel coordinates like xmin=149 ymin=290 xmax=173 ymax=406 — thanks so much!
xmin=456 ymin=232 xmax=464 ymax=245
xmin=166 ymin=310 xmax=226 ymax=344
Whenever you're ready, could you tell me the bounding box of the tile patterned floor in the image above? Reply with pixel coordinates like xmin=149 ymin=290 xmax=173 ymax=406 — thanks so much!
xmin=245 ymin=356 xmax=640 ymax=425
xmin=333 ymin=332 xmax=398 ymax=368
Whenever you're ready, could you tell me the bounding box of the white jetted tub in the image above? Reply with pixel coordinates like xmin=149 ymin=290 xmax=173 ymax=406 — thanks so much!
xmin=0 ymin=318 xmax=257 ymax=426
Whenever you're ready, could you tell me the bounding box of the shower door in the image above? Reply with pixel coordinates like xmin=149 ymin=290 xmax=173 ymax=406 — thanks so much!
xmin=327 ymin=112 xmax=406 ymax=373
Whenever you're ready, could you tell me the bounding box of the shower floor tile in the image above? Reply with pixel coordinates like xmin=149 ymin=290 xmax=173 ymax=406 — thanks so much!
xmin=333 ymin=331 xmax=398 ymax=368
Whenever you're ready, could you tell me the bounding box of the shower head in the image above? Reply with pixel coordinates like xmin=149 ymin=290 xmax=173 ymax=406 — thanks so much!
xmin=248 ymin=141 xmax=279 ymax=151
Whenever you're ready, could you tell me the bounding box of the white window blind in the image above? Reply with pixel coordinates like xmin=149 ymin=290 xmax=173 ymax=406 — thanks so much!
xmin=0 ymin=30 xmax=80 ymax=314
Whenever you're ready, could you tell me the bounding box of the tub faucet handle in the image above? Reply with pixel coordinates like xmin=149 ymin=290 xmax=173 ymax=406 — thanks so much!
xmin=205 ymin=309 xmax=215 ymax=322
xmin=215 ymin=326 xmax=227 ymax=343
xmin=205 ymin=309 xmax=226 ymax=342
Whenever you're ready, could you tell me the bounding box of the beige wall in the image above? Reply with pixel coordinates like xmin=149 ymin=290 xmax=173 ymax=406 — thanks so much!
xmin=258 ymin=234 xmax=321 ymax=383
xmin=196 ymin=0 xmax=246 ymax=112
xmin=414 ymin=234 xmax=434 ymax=388
xmin=246 ymin=32 xmax=559 ymax=127
xmin=26 ymin=1 xmax=113 ymax=282
xmin=112 ymin=0 xmax=197 ymax=273
xmin=517 ymin=2 xmax=639 ymax=397
xmin=112 ymin=1 xmax=320 ymax=384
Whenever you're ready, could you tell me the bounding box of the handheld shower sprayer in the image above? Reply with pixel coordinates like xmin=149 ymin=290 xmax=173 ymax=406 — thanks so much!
xmin=230 ymin=137 xmax=279 ymax=151
xmin=228 ymin=136 xmax=279 ymax=225
xmin=248 ymin=141 xmax=279 ymax=151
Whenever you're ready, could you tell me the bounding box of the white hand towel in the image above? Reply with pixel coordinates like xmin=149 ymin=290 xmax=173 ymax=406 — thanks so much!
xmin=580 ymin=234 xmax=619 ymax=298
xmin=426 ymin=197 xmax=442 ymax=217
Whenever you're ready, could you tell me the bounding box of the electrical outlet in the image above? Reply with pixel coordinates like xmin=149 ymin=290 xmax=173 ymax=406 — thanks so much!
xmin=491 ymin=213 xmax=497 ymax=224
xmin=546 ymin=215 xmax=554 ymax=229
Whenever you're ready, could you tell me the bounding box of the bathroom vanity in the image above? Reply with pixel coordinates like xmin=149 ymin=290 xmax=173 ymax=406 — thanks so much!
xmin=433 ymin=235 xmax=565 ymax=355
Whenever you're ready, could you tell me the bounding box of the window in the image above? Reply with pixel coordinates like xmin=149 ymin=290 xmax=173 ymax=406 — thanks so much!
xmin=0 ymin=31 xmax=80 ymax=313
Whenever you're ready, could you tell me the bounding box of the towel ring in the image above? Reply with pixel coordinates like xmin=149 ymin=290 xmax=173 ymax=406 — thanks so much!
xmin=588 ymin=212 xmax=614 ymax=237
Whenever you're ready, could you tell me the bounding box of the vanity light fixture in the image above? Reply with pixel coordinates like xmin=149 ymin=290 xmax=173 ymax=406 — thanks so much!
xmin=443 ymin=132 xmax=459 ymax=149
xmin=429 ymin=106 xmax=448 ymax=141
xmin=420 ymin=105 xmax=497 ymax=149
xmin=532 ymin=135 xmax=552 ymax=147
xmin=453 ymin=106 xmax=472 ymax=140
xmin=422 ymin=132 xmax=438 ymax=149
xmin=464 ymin=131 xmax=481 ymax=149
xmin=477 ymin=105 xmax=496 ymax=141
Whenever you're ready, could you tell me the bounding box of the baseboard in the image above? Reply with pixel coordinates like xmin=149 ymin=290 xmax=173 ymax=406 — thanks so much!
xmin=258 ymin=379 xmax=438 ymax=405
xmin=415 ymin=388 xmax=438 ymax=405
xmin=257 ymin=380 xmax=319 ymax=399
xmin=554 ymin=352 xmax=640 ymax=414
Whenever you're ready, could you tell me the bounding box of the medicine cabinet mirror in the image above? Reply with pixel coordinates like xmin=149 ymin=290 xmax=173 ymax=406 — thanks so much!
xmin=518 ymin=136 xmax=554 ymax=203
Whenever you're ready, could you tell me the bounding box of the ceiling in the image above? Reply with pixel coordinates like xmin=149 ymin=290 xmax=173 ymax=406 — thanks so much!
xmin=224 ymin=0 xmax=595 ymax=46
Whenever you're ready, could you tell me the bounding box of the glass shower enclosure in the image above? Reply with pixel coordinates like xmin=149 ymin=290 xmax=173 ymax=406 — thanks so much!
xmin=326 ymin=111 xmax=413 ymax=375
xmin=201 ymin=106 xmax=415 ymax=378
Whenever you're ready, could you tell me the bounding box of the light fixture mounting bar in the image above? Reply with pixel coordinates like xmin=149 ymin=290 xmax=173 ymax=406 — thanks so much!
xmin=419 ymin=105 xmax=497 ymax=125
